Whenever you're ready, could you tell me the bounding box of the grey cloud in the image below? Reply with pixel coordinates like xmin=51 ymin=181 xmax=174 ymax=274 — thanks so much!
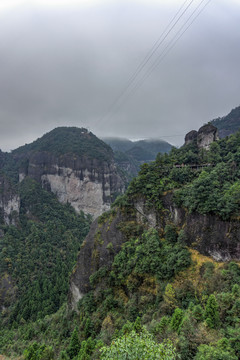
xmin=0 ymin=0 xmax=240 ymax=151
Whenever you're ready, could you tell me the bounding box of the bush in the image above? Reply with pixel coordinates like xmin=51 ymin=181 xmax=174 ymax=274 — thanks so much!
xmin=100 ymin=327 xmax=176 ymax=360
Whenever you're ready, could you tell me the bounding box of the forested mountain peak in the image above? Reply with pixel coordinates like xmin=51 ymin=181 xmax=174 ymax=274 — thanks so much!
xmin=13 ymin=127 xmax=113 ymax=163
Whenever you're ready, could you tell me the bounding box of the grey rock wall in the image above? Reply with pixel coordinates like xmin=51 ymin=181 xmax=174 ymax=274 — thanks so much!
xmin=18 ymin=151 xmax=124 ymax=219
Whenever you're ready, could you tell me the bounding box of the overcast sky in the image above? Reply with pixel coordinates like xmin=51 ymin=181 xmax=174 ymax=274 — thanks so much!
xmin=0 ymin=0 xmax=239 ymax=151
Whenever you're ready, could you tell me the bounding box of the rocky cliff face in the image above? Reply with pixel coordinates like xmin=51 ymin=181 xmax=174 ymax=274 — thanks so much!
xmin=0 ymin=174 xmax=20 ymax=225
xmin=5 ymin=127 xmax=125 ymax=219
xmin=162 ymin=194 xmax=240 ymax=261
xmin=69 ymin=209 xmax=125 ymax=309
xmin=18 ymin=151 xmax=123 ymax=218
xmin=69 ymin=194 xmax=240 ymax=308
xmin=184 ymin=124 xmax=219 ymax=150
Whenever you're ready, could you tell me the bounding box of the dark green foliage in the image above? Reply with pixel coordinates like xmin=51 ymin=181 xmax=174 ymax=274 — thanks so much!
xmin=78 ymin=291 xmax=96 ymax=315
xmin=111 ymin=229 xmax=191 ymax=284
xmin=164 ymin=224 xmax=178 ymax=243
xmin=152 ymin=316 xmax=170 ymax=336
xmin=77 ymin=337 xmax=96 ymax=360
xmin=13 ymin=127 xmax=113 ymax=163
xmin=67 ymin=327 xmax=80 ymax=359
xmin=124 ymin=129 xmax=240 ymax=220
xmin=192 ymin=305 xmax=204 ymax=321
xmin=133 ymin=316 xmax=143 ymax=333
xmin=170 ymin=308 xmax=184 ymax=332
xmin=211 ymin=106 xmax=240 ymax=136
xmin=204 ymin=294 xmax=220 ymax=329
xmin=0 ymin=178 xmax=91 ymax=324
xmin=24 ymin=342 xmax=54 ymax=360
xmin=89 ymin=266 xmax=108 ymax=287
xmin=195 ymin=343 xmax=238 ymax=360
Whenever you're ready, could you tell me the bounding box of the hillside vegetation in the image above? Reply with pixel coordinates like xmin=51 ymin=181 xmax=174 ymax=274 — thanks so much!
xmin=211 ymin=106 xmax=240 ymax=138
xmin=1 ymin=130 xmax=240 ymax=359
xmin=13 ymin=127 xmax=113 ymax=163
xmin=0 ymin=178 xmax=91 ymax=324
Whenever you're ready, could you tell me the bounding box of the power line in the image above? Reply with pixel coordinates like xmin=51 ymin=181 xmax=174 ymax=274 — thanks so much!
xmin=96 ymin=0 xmax=196 ymax=125
xmin=115 ymin=0 xmax=195 ymax=98
xmin=128 ymin=0 xmax=212 ymax=97
xmin=95 ymin=0 xmax=212 ymax=128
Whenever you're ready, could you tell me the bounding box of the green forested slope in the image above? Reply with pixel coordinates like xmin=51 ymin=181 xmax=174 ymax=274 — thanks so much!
xmin=0 ymin=178 xmax=91 ymax=326
xmin=1 ymin=131 xmax=240 ymax=359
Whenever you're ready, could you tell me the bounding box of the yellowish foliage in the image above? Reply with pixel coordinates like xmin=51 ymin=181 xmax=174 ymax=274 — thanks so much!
xmin=114 ymin=288 xmax=129 ymax=304
xmin=138 ymin=275 xmax=158 ymax=296
xmin=102 ymin=314 xmax=113 ymax=330
xmin=172 ymin=249 xmax=223 ymax=292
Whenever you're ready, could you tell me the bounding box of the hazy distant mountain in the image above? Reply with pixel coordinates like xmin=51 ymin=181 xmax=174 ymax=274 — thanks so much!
xmin=125 ymin=146 xmax=154 ymax=162
xmin=101 ymin=137 xmax=134 ymax=153
xmin=211 ymin=106 xmax=240 ymax=138
xmin=102 ymin=137 xmax=172 ymax=181
xmin=135 ymin=139 xmax=172 ymax=158
xmin=102 ymin=137 xmax=172 ymax=162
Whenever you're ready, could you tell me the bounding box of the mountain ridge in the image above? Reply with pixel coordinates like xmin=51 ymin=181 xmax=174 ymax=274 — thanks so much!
xmin=211 ymin=105 xmax=240 ymax=138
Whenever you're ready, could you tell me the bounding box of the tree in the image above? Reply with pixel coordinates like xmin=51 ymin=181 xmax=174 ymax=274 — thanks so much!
xmin=100 ymin=327 xmax=176 ymax=360
xmin=204 ymin=294 xmax=220 ymax=329
xmin=67 ymin=327 xmax=80 ymax=359
xmin=195 ymin=344 xmax=237 ymax=360
xmin=163 ymin=284 xmax=177 ymax=312
xmin=170 ymin=308 xmax=184 ymax=332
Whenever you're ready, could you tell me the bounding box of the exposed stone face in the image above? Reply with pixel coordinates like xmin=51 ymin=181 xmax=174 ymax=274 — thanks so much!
xmin=0 ymin=175 xmax=20 ymax=225
xmin=197 ymin=124 xmax=219 ymax=150
xmin=134 ymin=199 xmax=157 ymax=228
xmin=69 ymin=194 xmax=240 ymax=308
xmin=184 ymin=130 xmax=198 ymax=146
xmin=162 ymin=193 xmax=240 ymax=261
xmin=184 ymin=124 xmax=219 ymax=150
xmin=69 ymin=210 xmax=125 ymax=309
xmin=18 ymin=151 xmax=124 ymax=219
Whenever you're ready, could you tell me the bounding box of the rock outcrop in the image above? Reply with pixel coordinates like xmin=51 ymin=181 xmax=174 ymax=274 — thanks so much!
xmin=0 ymin=175 xmax=20 ymax=225
xmin=162 ymin=194 xmax=240 ymax=261
xmin=184 ymin=130 xmax=198 ymax=146
xmin=184 ymin=124 xmax=219 ymax=150
xmin=69 ymin=210 xmax=125 ymax=309
xmin=197 ymin=124 xmax=219 ymax=150
xmin=18 ymin=152 xmax=123 ymax=218
xmin=12 ymin=128 xmax=125 ymax=219
xmin=69 ymin=195 xmax=240 ymax=308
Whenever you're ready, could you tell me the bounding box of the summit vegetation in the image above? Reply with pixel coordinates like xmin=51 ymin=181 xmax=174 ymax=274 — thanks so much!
xmin=13 ymin=127 xmax=114 ymax=163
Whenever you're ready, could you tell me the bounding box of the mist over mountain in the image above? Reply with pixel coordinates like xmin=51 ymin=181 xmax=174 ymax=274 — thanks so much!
xmin=102 ymin=137 xmax=172 ymax=161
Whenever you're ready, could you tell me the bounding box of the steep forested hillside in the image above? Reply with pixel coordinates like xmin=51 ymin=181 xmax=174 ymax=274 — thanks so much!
xmin=0 ymin=178 xmax=91 ymax=325
xmin=1 ymin=130 xmax=240 ymax=359
xmin=211 ymin=106 xmax=240 ymax=138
